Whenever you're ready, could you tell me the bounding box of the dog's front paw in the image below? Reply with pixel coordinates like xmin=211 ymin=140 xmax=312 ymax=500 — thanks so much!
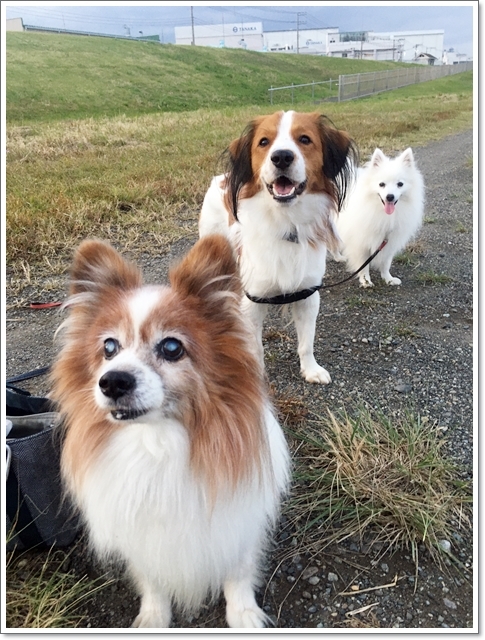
xmin=301 ymin=364 xmax=332 ymax=385
xmin=359 ymin=275 xmax=374 ymax=288
xmin=226 ymin=604 xmax=268 ymax=628
xmin=132 ymin=611 xmax=171 ymax=629
xmin=385 ymin=276 xmax=402 ymax=286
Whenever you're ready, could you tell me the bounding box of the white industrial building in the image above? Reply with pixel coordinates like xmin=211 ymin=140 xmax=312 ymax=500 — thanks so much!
xmin=264 ymin=27 xmax=445 ymax=63
xmin=174 ymin=22 xmax=455 ymax=64
xmin=174 ymin=22 xmax=264 ymax=51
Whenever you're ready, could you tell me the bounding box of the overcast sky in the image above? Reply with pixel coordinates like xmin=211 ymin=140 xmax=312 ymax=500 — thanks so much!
xmin=4 ymin=2 xmax=476 ymax=57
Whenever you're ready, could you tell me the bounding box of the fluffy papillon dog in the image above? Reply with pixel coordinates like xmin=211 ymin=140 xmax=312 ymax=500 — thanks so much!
xmin=50 ymin=235 xmax=290 ymax=629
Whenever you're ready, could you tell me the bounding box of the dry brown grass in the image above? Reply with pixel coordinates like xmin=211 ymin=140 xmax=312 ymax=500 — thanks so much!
xmin=7 ymin=74 xmax=472 ymax=281
xmin=285 ymin=407 xmax=471 ymax=568
xmin=6 ymin=543 xmax=114 ymax=628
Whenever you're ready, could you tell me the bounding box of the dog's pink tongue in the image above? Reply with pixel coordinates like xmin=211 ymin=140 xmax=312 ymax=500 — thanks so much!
xmin=384 ymin=201 xmax=395 ymax=215
xmin=274 ymin=178 xmax=294 ymax=196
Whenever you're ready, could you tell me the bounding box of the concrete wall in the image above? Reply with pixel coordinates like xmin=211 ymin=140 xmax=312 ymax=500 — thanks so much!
xmin=6 ymin=18 xmax=24 ymax=32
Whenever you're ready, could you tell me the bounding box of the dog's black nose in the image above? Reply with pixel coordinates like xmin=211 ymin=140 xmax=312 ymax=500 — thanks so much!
xmin=99 ymin=370 xmax=136 ymax=400
xmin=271 ymin=149 xmax=295 ymax=169
xmin=386 ymin=194 xmax=395 ymax=202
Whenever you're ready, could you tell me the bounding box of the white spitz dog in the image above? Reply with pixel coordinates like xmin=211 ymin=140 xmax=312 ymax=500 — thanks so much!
xmin=335 ymin=147 xmax=424 ymax=287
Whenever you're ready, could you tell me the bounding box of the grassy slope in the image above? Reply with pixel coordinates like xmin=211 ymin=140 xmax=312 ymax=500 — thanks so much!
xmin=6 ymin=32 xmax=472 ymax=268
xmin=7 ymin=32 xmax=412 ymax=123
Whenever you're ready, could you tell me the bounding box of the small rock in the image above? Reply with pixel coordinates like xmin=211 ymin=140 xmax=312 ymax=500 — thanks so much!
xmin=381 ymin=563 xmax=389 ymax=573
xmin=308 ymin=576 xmax=320 ymax=586
xmin=328 ymin=572 xmax=339 ymax=582
xmin=438 ymin=539 xmax=451 ymax=553
xmin=302 ymin=566 xmax=319 ymax=580
xmin=443 ymin=598 xmax=457 ymax=610
xmin=395 ymin=381 xmax=412 ymax=393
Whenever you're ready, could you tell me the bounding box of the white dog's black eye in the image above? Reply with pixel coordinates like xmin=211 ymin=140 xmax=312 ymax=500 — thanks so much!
xmin=259 ymin=137 xmax=269 ymax=147
xmin=397 ymin=181 xmax=403 ymax=187
xmin=104 ymin=338 xmax=120 ymax=359
xmin=299 ymin=135 xmax=311 ymax=145
xmin=379 ymin=182 xmax=386 ymax=188
xmin=158 ymin=337 xmax=185 ymax=362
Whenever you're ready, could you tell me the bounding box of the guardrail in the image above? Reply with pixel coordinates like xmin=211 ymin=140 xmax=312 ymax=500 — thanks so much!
xmin=268 ymin=62 xmax=472 ymax=105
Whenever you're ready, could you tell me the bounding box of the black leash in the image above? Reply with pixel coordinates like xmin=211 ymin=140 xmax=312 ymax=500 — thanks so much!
xmin=7 ymin=366 xmax=51 ymax=387
xmin=246 ymin=240 xmax=388 ymax=305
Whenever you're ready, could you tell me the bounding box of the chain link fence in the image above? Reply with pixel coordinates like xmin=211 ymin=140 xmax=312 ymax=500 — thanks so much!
xmin=338 ymin=62 xmax=473 ymax=101
xmin=268 ymin=62 xmax=472 ymax=105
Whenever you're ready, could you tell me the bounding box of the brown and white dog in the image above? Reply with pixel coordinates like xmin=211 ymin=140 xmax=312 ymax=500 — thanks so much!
xmin=199 ymin=110 xmax=357 ymax=384
xmin=50 ymin=235 xmax=290 ymax=628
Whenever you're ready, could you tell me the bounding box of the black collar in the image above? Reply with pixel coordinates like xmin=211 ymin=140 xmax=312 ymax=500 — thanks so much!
xmin=245 ymin=240 xmax=388 ymax=305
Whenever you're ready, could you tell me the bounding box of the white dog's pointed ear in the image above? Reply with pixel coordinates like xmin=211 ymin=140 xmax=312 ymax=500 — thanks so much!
xmin=400 ymin=148 xmax=415 ymax=166
xmin=371 ymin=148 xmax=386 ymax=167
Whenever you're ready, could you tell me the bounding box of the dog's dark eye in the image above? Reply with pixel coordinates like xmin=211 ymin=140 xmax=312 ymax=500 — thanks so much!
xmin=158 ymin=337 xmax=185 ymax=362
xmin=397 ymin=181 xmax=403 ymax=188
xmin=104 ymin=338 xmax=120 ymax=359
xmin=259 ymin=137 xmax=269 ymax=147
xmin=299 ymin=135 xmax=312 ymax=145
xmin=379 ymin=182 xmax=386 ymax=188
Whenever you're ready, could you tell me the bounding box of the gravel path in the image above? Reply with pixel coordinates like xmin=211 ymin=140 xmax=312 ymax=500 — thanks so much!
xmin=6 ymin=129 xmax=474 ymax=629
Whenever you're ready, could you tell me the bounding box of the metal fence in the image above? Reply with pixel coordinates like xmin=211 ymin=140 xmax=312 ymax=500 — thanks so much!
xmin=338 ymin=62 xmax=473 ymax=102
xmin=269 ymin=79 xmax=338 ymax=105
xmin=268 ymin=62 xmax=472 ymax=105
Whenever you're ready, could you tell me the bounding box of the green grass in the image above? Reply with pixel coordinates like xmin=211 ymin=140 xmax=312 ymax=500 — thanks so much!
xmin=7 ymin=32 xmax=417 ymax=124
xmin=284 ymin=408 xmax=471 ymax=568
xmin=416 ymin=271 xmax=453 ymax=285
xmin=6 ymin=74 xmax=472 ymax=271
xmin=6 ymin=544 xmax=114 ymax=628
xmin=5 ymin=33 xmax=473 ymax=279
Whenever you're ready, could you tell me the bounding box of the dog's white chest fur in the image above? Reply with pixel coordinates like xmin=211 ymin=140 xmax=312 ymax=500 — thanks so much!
xmin=233 ymin=192 xmax=329 ymax=297
xmin=78 ymin=411 xmax=287 ymax=612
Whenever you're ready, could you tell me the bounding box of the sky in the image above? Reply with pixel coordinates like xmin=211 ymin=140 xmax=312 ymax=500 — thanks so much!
xmin=4 ymin=1 xmax=476 ymax=57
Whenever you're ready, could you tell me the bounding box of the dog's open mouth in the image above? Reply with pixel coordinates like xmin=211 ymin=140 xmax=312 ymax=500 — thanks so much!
xmin=266 ymin=177 xmax=307 ymax=202
xmin=380 ymin=196 xmax=398 ymax=215
xmin=111 ymin=408 xmax=149 ymax=421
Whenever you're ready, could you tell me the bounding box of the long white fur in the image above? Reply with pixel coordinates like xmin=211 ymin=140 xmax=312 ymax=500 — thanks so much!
xmin=78 ymin=405 xmax=289 ymax=628
xmin=335 ymin=147 xmax=425 ymax=288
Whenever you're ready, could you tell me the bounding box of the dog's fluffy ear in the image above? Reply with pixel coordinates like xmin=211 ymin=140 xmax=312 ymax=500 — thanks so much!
xmin=319 ymin=118 xmax=358 ymax=211
xmin=321 ymin=126 xmax=354 ymax=181
xmin=69 ymin=239 xmax=142 ymax=296
xmin=400 ymin=147 xmax=415 ymax=166
xmin=169 ymin=234 xmax=241 ymax=300
xmin=222 ymin=128 xmax=255 ymax=218
xmin=370 ymin=148 xmax=386 ymax=167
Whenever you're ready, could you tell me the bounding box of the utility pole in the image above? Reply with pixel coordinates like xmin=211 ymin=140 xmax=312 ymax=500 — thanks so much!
xmin=191 ymin=6 xmax=195 ymax=45
xmin=296 ymin=12 xmax=306 ymax=54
